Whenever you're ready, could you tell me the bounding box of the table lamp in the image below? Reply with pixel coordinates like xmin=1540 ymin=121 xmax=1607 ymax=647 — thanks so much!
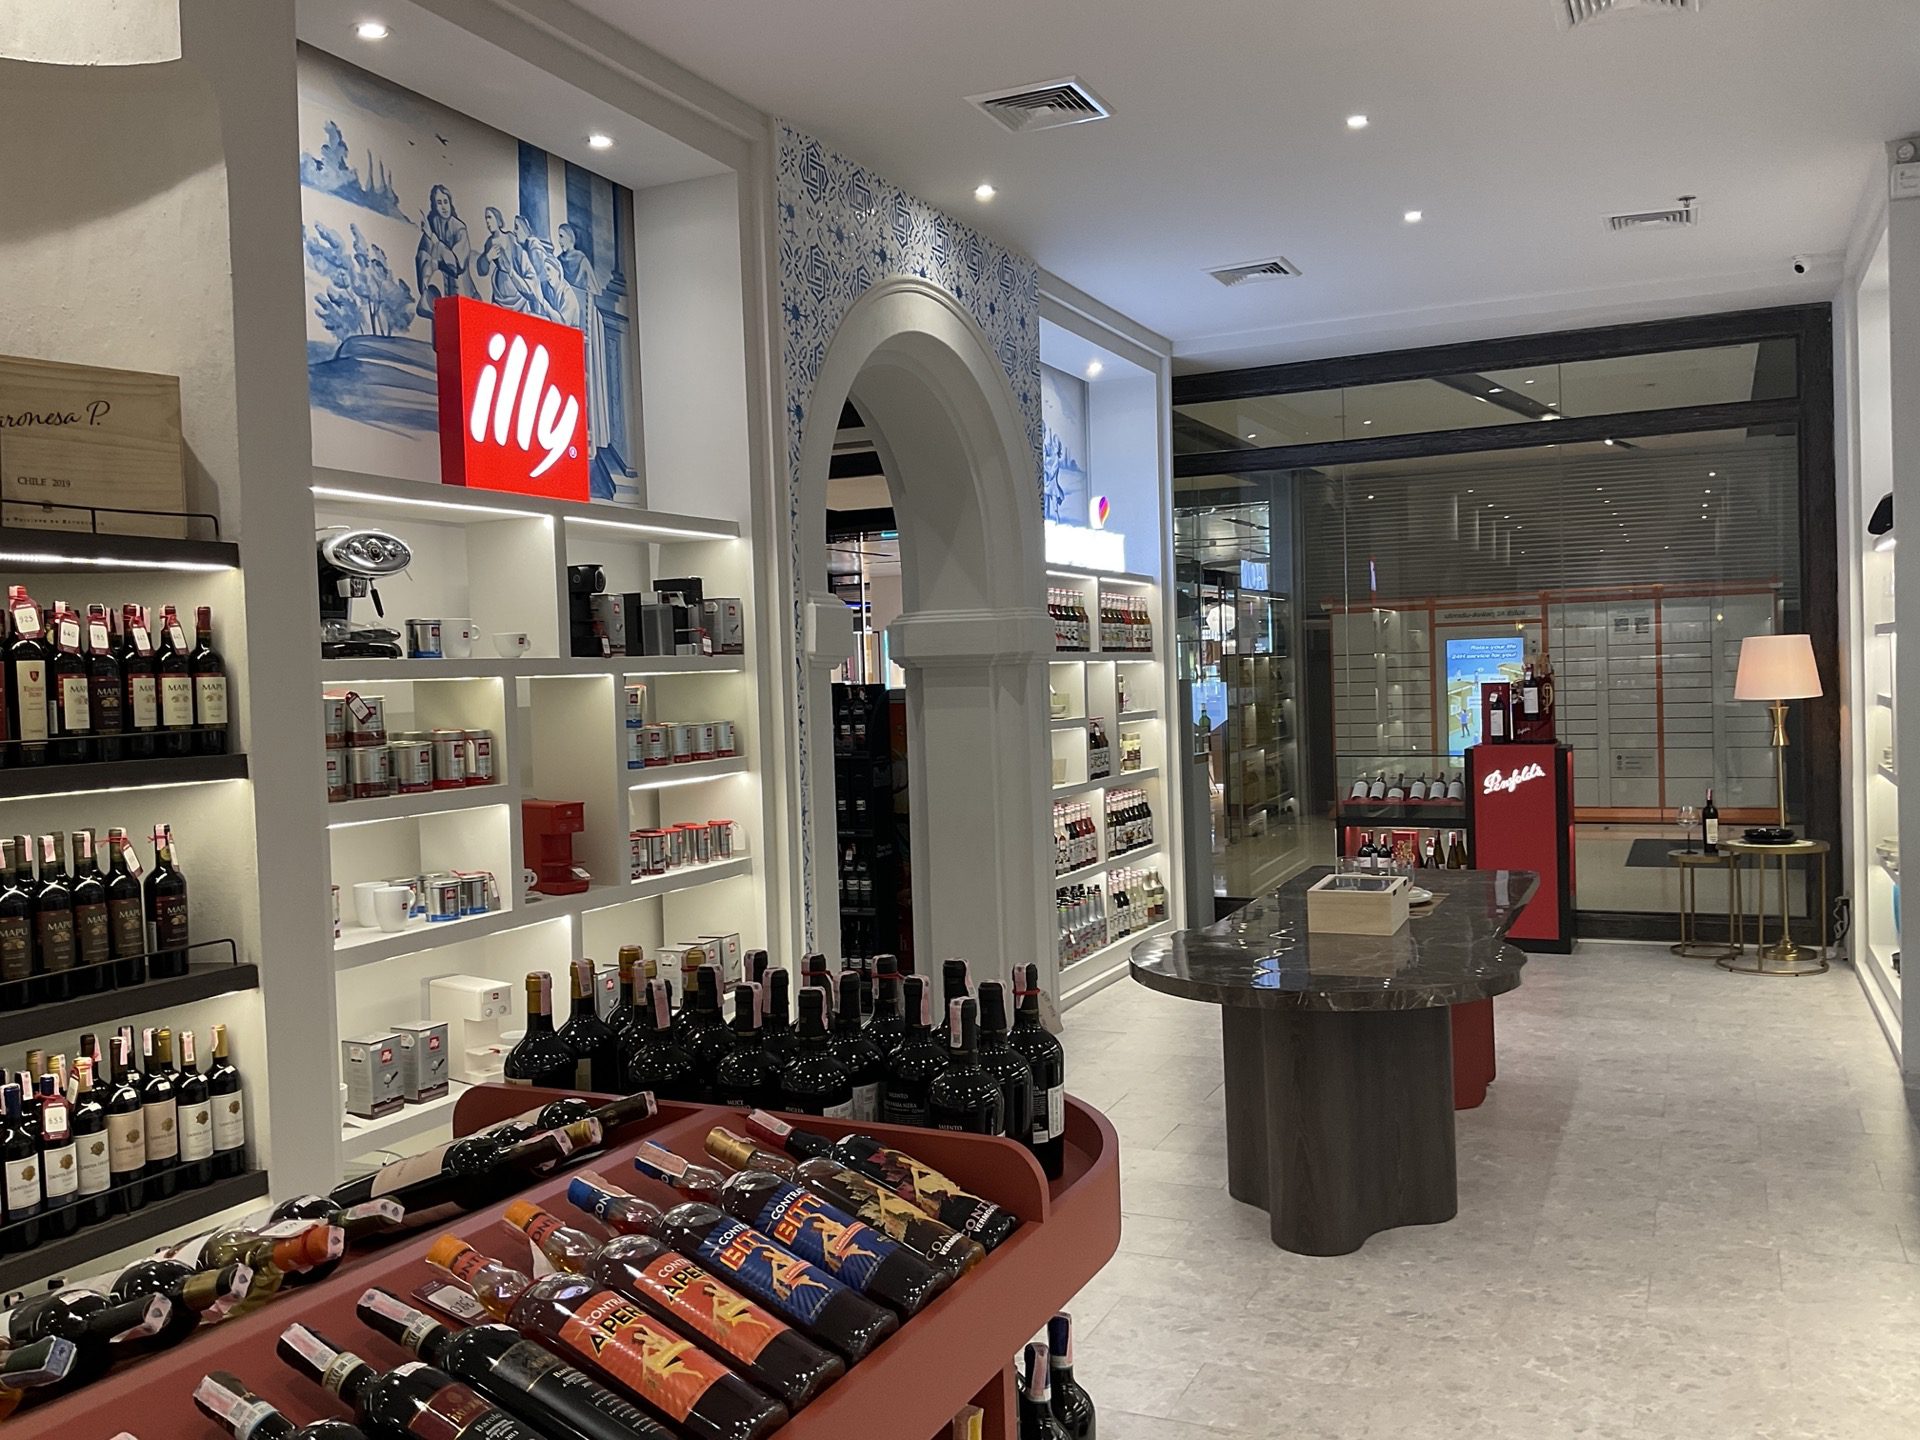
xmin=1733 ymin=633 xmax=1822 ymax=835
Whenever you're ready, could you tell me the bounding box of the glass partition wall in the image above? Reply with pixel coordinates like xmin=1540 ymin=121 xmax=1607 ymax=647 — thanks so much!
xmin=1173 ymin=309 xmax=1837 ymax=933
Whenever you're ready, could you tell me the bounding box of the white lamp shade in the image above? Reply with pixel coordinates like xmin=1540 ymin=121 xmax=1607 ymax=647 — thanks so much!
xmin=1733 ymin=633 xmax=1822 ymax=701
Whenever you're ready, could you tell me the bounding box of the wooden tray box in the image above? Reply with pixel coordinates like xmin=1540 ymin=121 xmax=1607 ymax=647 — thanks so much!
xmin=1306 ymin=871 xmax=1411 ymax=935
xmin=0 ymin=353 xmax=186 ymax=537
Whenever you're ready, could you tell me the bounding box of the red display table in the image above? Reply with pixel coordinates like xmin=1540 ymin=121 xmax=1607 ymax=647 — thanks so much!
xmin=8 ymin=1090 xmax=1121 ymax=1440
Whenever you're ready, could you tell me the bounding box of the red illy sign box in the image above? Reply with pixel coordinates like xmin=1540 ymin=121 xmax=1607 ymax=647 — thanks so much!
xmin=433 ymin=296 xmax=590 ymax=502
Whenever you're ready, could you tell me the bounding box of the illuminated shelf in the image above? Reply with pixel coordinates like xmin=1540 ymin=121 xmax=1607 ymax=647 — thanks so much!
xmin=327 ymin=782 xmax=515 ymax=826
xmin=0 ymin=962 xmax=259 ymax=1049
xmin=1116 ymin=709 xmax=1157 ymax=722
xmin=342 ymin=1081 xmax=469 ymax=1151
xmin=1053 ymin=766 xmax=1160 ymax=797
xmin=321 ymin=655 xmax=743 ymax=685
xmin=626 ymin=756 xmax=748 ymax=789
xmin=0 ymin=752 xmax=247 ymax=800
xmin=312 ymin=469 xmax=737 ymax=540
xmin=627 ymin=855 xmax=752 ymax=899
xmin=0 ymin=524 xmax=238 ymax=573
xmin=1050 ymin=716 xmax=1087 ymax=731
xmin=0 ymin=1170 xmax=268 ymax=1294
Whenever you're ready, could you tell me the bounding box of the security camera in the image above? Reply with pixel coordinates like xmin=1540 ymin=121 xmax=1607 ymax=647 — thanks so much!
xmin=1792 ymin=255 xmax=1810 ymax=275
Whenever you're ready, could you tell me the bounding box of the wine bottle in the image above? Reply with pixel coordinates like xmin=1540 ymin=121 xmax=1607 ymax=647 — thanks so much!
xmin=35 ymin=1072 xmax=78 ymax=1237
xmin=745 ymin=1113 xmax=1022 ymax=1251
xmin=175 ymin=1028 xmax=214 ymax=1189
xmin=504 ymin=972 xmax=576 ymax=1088
xmin=880 ymin=975 xmax=943 ymax=1127
xmin=324 ymin=1119 xmax=599 ymax=1228
xmin=143 ymin=825 xmax=189 ymax=979
xmin=624 ymin=979 xmax=699 ymax=1101
xmin=69 ymin=829 xmax=109 ymax=995
xmin=46 ymin=600 xmax=91 ymax=764
xmin=632 ymin=1141 xmax=952 ymax=1317
xmin=829 ymin=971 xmax=885 ymax=1121
xmin=33 ymin=832 xmax=75 ymax=1004
xmin=563 ymin=1169 xmax=897 ymax=1364
xmin=193 ymin=1371 xmax=372 ymax=1440
xmin=1447 ymin=830 xmax=1468 ymax=869
xmin=712 ymin=1123 xmax=983 ymax=1277
xmin=927 ymin=998 xmax=1005 ymax=1137
xmin=0 ymin=839 xmax=30 ymax=1011
xmin=0 ymin=1080 xmax=41 ymax=1251
xmin=1047 ymin=1314 xmax=1096 ymax=1438
xmin=190 ymin=604 xmax=229 ymax=755
xmin=154 ymin=604 xmax=193 ymax=758
xmin=0 ymin=1289 xmax=171 ymax=1386
xmin=102 ymin=1256 xmax=252 ymax=1344
xmin=104 ymin=826 xmax=146 ymax=988
xmin=82 ymin=604 xmax=122 ymax=765
xmin=203 ymin=1020 xmax=247 ymax=1179
xmin=353 ymin=1288 xmax=675 ymax=1440
xmin=105 ymin=1032 xmax=146 ymax=1212
xmin=1020 ymin=1343 xmax=1070 ymax=1440
xmin=1009 ymin=964 xmax=1067 ymax=1178
xmin=505 ymin=1198 xmax=842 ymax=1412
xmin=67 ymin=1054 xmax=111 ymax=1225
xmin=277 ymin=1323 xmax=544 ymax=1440
xmin=0 ymin=1336 xmax=78 ymax=1418
xmin=777 ymin=985 xmax=852 ymax=1117
xmin=712 ymin=982 xmax=781 ymax=1111
xmin=759 ymin=968 xmax=795 ymax=1066
xmin=1522 ymin=657 xmax=1541 ymax=718
xmin=139 ymin=1026 xmax=180 ymax=1197
xmin=680 ymin=964 xmax=735 ymax=1099
xmin=117 ymin=604 xmax=158 ymax=761
xmin=422 ymin=1237 xmax=786 ymax=1440
xmin=4 ymin=587 xmax=48 ymax=768
xmin=1703 ymin=786 xmax=1720 ymax=854
xmin=975 ymin=980 xmax=1034 ymax=1145
xmin=606 ymin=945 xmax=643 ymax=1059
xmin=556 ymin=958 xmax=622 ymax=1092
xmin=865 ymin=971 xmax=907 ymax=1058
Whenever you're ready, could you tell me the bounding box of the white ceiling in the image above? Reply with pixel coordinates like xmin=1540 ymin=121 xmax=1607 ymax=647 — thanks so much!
xmin=576 ymin=0 xmax=1918 ymax=369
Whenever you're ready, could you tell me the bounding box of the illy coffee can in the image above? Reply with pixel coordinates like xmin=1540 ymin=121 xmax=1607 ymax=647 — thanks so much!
xmin=323 ymin=750 xmax=348 ymax=803
xmin=406 ymin=618 xmax=444 ymax=659
xmin=348 ymin=743 xmax=392 ymax=799
xmin=463 ymin=729 xmax=496 ymax=786
xmin=431 ymin=730 xmax=467 ymax=789
xmin=390 ymin=736 xmax=433 ymax=794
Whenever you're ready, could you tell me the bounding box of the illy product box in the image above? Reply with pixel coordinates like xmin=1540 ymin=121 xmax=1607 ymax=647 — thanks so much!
xmin=696 ymin=931 xmax=743 ymax=983
xmin=593 ymin=960 xmax=623 ymax=1019
xmin=589 ymin=594 xmax=631 ymax=656
xmin=702 ymin=598 xmax=745 ymax=656
xmin=342 ymin=1031 xmax=406 ymax=1118
xmin=623 ymin=682 xmax=649 ymax=728
xmin=392 ymin=1021 xmax=450 ymax=1103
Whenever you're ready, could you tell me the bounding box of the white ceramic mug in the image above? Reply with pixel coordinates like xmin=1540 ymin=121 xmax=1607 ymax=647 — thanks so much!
xmin=443 ymin=618 xmax=476 ymax=659
xmin=353 ymin=879 xmax=386 ymax=930
xmin=372 ymin=885 xmax=413 ymax=932
xmin=493 ymin=630 xmax=532 ymax=658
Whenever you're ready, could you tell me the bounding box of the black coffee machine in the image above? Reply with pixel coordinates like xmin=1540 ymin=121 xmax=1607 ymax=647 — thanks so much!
xmin=318 ymin=527 xmax=412 ymax=658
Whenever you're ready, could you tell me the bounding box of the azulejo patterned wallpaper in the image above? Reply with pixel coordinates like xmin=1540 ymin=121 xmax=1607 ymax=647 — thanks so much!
xmin=775 ymin=122 xmax=1043 ymax=941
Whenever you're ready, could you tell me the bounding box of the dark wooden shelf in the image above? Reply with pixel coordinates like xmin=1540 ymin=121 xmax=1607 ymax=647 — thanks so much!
xmin=0 ymin=751 xmax=246 ymax=800
xmin=0 ymin=961 xmax=258 ymax=1048
xmin=0 ymin=524 xmax=238 ymax=572
xmin=0 ymin=1169 xmax=268 ymax=1293
xmin=1338 ymin=802 xmax=1466 ymax=827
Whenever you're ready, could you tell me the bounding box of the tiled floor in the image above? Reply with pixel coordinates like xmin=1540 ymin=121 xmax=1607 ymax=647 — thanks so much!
xmin=1062 ymin=942 xmax=1920 ymax=1438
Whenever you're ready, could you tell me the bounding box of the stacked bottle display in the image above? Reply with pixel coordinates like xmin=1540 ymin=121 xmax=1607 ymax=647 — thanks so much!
xmin=831 ymin=681 xmax=902 ymax=960
xmin=3 ymin=589 xmax=228 ymax=767
xmin=1057 ymin=868 xmax=1167 ymax=964
xmin=1346 ymin=769 xmax=1465 ymax=804
xmin=1052 ymin=801 xmax=1098 ymax=875
xmin=1046 ymin=589 xmax=1091 ymax=651
xmin=1352 ymin=828 xmax=1468 ymax=871
xmin=1104 ymin=787 xmax=1153 ymax=857
xmin=1096 ymin=591 xmax=1153 ymax=652
xmin=0 ymin=822 xmax=190 ymax=1010
xmin=0 ymin=1021 xmax=247 ymax=1257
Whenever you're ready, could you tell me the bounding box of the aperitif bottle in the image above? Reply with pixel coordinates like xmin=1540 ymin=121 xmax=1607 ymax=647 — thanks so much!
xmin=1047 ymin=1313 xmax=1096 ymax=1439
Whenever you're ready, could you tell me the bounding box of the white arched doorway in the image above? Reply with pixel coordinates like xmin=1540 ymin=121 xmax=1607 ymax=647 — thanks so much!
xmin=792 ymin=278 xmax=1053 ymax=984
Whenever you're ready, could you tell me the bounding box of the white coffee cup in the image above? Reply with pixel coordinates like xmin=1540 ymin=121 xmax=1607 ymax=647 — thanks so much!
xmin=353 ymin=879 xmax=387 ymax=930
xmin=493 ymin=630 xmax=532 ymax=658
xmin=443 ymin=619 xmax=476 ymax=659
xmin=372 ymin=885 xmax=413 ymax=932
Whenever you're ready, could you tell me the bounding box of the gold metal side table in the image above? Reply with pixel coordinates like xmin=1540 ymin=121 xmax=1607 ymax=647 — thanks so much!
xmin=1722 ymin=838 xmax=1830 ymax=976
xmin=1668 ymin=848 xmax=1741 ymax=961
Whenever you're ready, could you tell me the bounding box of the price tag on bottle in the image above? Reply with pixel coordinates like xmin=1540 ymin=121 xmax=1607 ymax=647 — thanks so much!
xmin=56 ymin=615 xmax=80 ymax=651
xmin=87 ymin=617 xmax=109 ymax=652
xmin=116 ymin=834 xmax=143 ymax=880
xmin=130 ymin=618 xmax=154 ymax=656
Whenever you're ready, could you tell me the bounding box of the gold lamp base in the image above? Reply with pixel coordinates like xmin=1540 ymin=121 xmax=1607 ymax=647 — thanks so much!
xmin=1720 ymin=940 xmax=1829 ymax=977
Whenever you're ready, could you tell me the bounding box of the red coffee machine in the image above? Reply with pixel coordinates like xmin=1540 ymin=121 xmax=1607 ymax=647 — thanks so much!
xmin=523 ymin=798 xmax=589 ymax=895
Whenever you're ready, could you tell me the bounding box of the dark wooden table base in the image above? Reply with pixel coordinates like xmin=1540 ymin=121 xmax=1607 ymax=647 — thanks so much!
xmin=1222 ymin=1005 xmax=1459 ymax=1255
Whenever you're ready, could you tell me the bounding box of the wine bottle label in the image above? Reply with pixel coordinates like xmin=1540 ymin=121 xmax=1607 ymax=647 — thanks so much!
xmin=398 ymin=1375 xmax=526 ymax=1440
xmin=42 ymin=1139 xmax=77 ymax=1198
xmin=752 ymin=1186 xmax=901 ymax=1291
xmin=37 ymin=910 xmax=75 ymax=971
xmin=820 ymin=1099 xmax=853 ymax=1120
xmin=75 ymin=902 xmax=108 ymax=964
xmin=91 ymin=675 xmax=122 ymax=731
xmin=193 ymin=1377 xmax=277 ymax=1439
xmin=490 ymin=1339 xmax=664 ymax=1437
xmin=851 ymin=1083 xmax=880 ymax=1122
xmin=694 ymin=1216 xmax=842 ymax=1325
xmin=108 ymin=896 xmax=143 ymax=957
xmin=55 ymin=616 xmax=78 ymax=651
xmin=75 ymin=1132 xmax=110 ymax=1195
xmin=413 ymin=1281 xmax=491 ymax=1323
xmin=213 ymin=1092 xmax=246 ymax=1152
xmin=13 ymin=661 xmax=47 ymax=741
xmin=150 ymin=893 xmax=190 ymax=950
xmin=106 ymin=1110 xmax=144 ymax=1172
xmin=58 ymin=674 xmax=90 ymax=731
xmin=623 ymin=1248 xmax=784 ymax=1364
xmin=194 ymin=675 xmax=228 ymax=727
xmin=4 ymin=1155 xmax=39 ymax=1209
xmin=159 ymin=674 xmax=194 ymax=727
xmin=575 ymin=1059 xmax=593 ymax=1091
xmin=0 ymin=915 xmax=29 ymax=983
xmin=880 ymin=1088 xmax=930 ymax=1128
xmin=815 ymin=1171 xmax=967 ymax=1261
xmin=142 ymin=1098 xmax=179 ymax=1160
xmin=1042 ymin=1085 xmax=1066 ymax=1142
xmin=128 ymin=675 xmax=158 ymax=730
xmin=179 ymin=1101 xmax=213 ymax=1160
xmin=554 ymin=1289 xmax=730 ymax=1423
xmin=166 ymin=622 xmax=188 ymax=651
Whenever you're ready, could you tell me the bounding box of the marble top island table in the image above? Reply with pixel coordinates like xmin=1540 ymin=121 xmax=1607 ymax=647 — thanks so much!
xmin=1129 ymin=867 xmax=1537 ymax=1255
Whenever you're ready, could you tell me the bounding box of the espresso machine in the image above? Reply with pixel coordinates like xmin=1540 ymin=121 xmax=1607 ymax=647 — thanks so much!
xmin=317 ymin=527 xmax=412 ymax=657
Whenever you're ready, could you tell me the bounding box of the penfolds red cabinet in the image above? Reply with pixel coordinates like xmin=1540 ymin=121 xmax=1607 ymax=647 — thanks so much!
xmin=1464 ymin=741 xmax=1575 ymax=952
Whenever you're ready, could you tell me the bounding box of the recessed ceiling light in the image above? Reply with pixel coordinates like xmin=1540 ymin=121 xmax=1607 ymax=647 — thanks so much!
xmin=1476 ymin=396 xmax=1490 ymax=404
xmin=588 ymin=133 xmax=614 ymax=150
xmin=974 ymin=183 xmax=996 ymax=202
xmin=1708 ymin=471 xmax=1716 ymax=477
xmin=1347 ymin=114 xmax=1370 ymax=130
xmin=354 ymin=20 xmax=390 ymax=39
xmin=1403 ymin=210 xmax=1424 ymax=224
xmin=1085 ymin=360 xmax=1104 ymax=378
xmin=1524 ymin=379 xmax=1536 ymax=386
xmin=1488 ymin=388 xmax=1504 ymax=395
xmin=1704 ymin=488 xmax=1711 ymax=494
xmin=1246 ymin=433 xmax=1257 ymax=441
xmin=1604 ymin=438 xmax=1615 ymax=446
xmin=1361 ymin=419 xmax=1373 ymax=426
xmin=1467 ymin=489 xmax=1474 ymax=494
xmin=1367 ymin=494 xmax=1375 ymax=500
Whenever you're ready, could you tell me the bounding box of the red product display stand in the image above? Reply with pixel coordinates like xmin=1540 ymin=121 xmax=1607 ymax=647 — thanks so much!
xmin=3 ymin=1088 xmax=1120 ymax=1440
xmin=1464 ymin=741 xmax=1576 ymax=954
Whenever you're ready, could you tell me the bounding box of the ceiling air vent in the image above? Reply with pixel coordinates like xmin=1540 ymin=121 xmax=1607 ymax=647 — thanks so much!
xmin=1606 ymin=198 xmax=1698 ymax=232
xmin=1208 ymin=256 xmax=1303 ymax=287
xmin=967 ymin=78 xmax=1111 ymax=133
xmin=1561 ymin=0 xmax=1700 ymax=27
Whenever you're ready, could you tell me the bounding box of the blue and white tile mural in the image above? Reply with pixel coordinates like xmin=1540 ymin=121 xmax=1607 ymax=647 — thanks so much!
xmin=1041 ymin=363 xmax=1090 ymax=525
xmin=775 ymin=122 xmax=1043 ymax=941
xmin=297 ymin=45 xmax=640 ymax=502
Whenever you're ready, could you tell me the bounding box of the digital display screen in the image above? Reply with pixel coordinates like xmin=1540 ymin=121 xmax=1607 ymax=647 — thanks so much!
xmin=1445 ymin=636 xmax=1525 ymax=757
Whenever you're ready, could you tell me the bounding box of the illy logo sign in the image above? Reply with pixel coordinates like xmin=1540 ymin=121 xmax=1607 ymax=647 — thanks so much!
xmin=1482 ymin=762 xmax=1547 ymax=795
xmin=433 ymin=297 xmax=590 ymax=501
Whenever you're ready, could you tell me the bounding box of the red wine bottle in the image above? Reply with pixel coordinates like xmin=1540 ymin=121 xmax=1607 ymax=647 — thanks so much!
xmin=116 ymin=604 xmax=158 ymax=761
xmin=712 ymin=982 xmax=781 ymax=1111
xmin=190 ymin=604 xmax=229 ymax=755
xmin=276 ymin=1323 xmax=543 ymax=1440
xmin=139 ymin=1026 xmax=180 ymax=1197
xmin=556 ymin=958 xmax=621 ymax=1092
xmin=1008 ymin=964 xmax=1066 ymax=1179
xmin=105 ymin=827 xmax=145 ymax=988
xmin=880 ymin=975 xmax=944 ymax=1127
xmin=776 ymin=985 xmax=852 ymax=1118
xmin=67 ymin=1054 xmax=112 ymax=1226
xmin=864 ymin=972 xmax=907 ymax=1058
xmin=0 ymin=838 xmax=31 ymax=1011
xmin=153 ymin=604 xmax=193 ymax=758
xmin=36 ymin=1072 xmax=79 ymax=1237
xmin=623 ymin=979 xmax=699 ymax=1101
xmin=504 ymin=973 xmax=575 ymax=1088
xmin=829 ymin=972 xmax=885 ymax=1121
xmin=83 ymin=604 xmax=122 ymax=763
xmin=1047 ymin=1313 xmax=1096 ymax=1439
xmin=175 ymin=1028 xmax=214 ymax=1189
xmin=143 ymin=825 xmax=189 ymax=979
xmin=105 ymin=1032 xmax=146 ymax=1212
xmin=5 ymin=586 xmax=50 ymax=767
xmin=1020 ymin=1342 xmax=1070 ymax=1440
xmin=324 ymin=1119 xmax=600 ymax=1228
xmin=46 ymin=600 xmax=92 ymax=764
xmin=33 ymin=832 xmax=76 ymax=1004
xmin=975 ymin=980 xmax=1034 ymax=1144
xmin=759 ymin=969 xmax=795 ymax=1066
xmin=69 ymin=829 xmax=109 ymax=995
xmin=193 ymin=1371 xmax=371 ymax=1440
xmin=207 ymin=1021 xmax=247 ymax=1179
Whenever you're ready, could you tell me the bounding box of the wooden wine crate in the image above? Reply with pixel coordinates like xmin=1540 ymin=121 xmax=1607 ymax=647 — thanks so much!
xmin=0 ymin=353 xmax=187 ymax=538
xmin=1306 ymin=871 xmax=1411 ymax=935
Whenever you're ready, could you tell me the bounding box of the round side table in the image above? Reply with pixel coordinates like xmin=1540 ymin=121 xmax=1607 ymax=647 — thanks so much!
xmin=1721 ymin=838 xmax=1830 ymax=976
xmin=1668 ymin=848 xmax=1740 ymax=961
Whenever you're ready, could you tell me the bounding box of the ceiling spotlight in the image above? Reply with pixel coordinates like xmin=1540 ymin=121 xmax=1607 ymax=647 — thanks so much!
xmin=1367 ymin=494 xmax=1375 ymax=500
xmin=1347 ymin=114 xmax=1370 ymax=130
xmin=1604 ymin=438 xmax=1615 ymax=446
xmin=588 ymin=133 xmax=614 ymax=150
xmin=1246 ymin=433 xmax=1257 ymax=441
xmin=354 ymin=20 xmax=390 ymax=39
xmin=1488 ymin=388 xmax=1504 ymax=395
xmin=1085 ymin=360 xmax=1104 ymax=378
xmin=1403 ymin=210 xmax=1424 ymax=224
xmin=1524 ymin=379 xmax=1536 ymax=385
xmin=974 ymin=183 xmax=996 ymax=202
xmin=1362 ymin=419 xmax=1373 ymax=426
xmin=1708 ymin=471 xmax=1717 ymax=477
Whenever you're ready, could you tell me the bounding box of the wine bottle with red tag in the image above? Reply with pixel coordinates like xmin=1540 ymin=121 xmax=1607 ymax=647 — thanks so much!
xmin=70 ymin=829 xmax=109 ymax=996
xmin=6 ymin=585 xmax=50 ymax=767
xmin=105 ymin=827 xmax=145 ymax=988
xmin=82 ymin=604 xmax=122 ymax=763
xmin=117 ymin=604 xmax=158 ymax=760
xmin=0 ymin=838 xmax=30 ymax=1011
xmin=190 ymin=604 xmax=228 ymax=755
xmin=33 ymin=832 xmax=76 ymax=1005
xmin=67 ymin=1055 xmax=111 ymax=1226
xmin=193 ymin=1371 xmax=371 ymax=1440
xmin=175 ymin=1028 xmax=214 ymax=1190
xmin=46 ymin=600 xmax=91 ymax=764
xmin=37 ymin=1073 xmax=78 ymax=1237
xmin=143 ymin=825 xmax=189 ymax=979
xmin=154 ymin=605 xmax=193 ymax=757
xmin=276 ymin=1323 xmax=544 ymax=1440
